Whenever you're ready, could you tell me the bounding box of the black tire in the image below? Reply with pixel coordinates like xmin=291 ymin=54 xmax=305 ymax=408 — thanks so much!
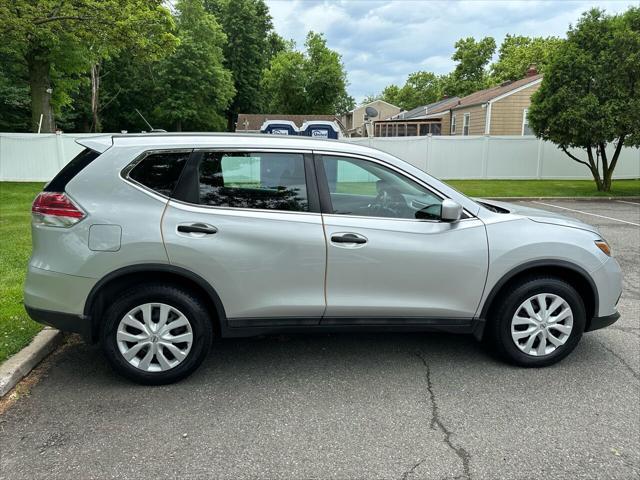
xmin=101 ymin=284 xmax=213 ymax=385
xmin=485 ymin=276 xmax=586 ymax=367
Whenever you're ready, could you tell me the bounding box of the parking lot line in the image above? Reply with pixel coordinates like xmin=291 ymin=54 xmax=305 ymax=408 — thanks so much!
xmin=531 ymin=201 xmax=640 ymax=227
xmin=616 ymin=200 xmax=640 ymax=206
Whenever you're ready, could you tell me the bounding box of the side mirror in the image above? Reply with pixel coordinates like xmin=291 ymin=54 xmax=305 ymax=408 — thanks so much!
xmin=441 ymin=199 xmax=462 ymax=222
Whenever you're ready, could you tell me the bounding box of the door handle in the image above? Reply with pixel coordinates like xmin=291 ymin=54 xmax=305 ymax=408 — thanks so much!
xmin=331 ymin=233 xmax=367 ymax=244
xmin=177 ymin=224 xmax=218 ymax=235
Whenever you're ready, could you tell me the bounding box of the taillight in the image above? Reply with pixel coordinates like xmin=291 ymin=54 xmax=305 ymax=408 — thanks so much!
xmin=32 ymin=192 xmax=86 ymax=227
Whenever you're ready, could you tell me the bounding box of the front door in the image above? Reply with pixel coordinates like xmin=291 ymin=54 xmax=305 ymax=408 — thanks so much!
xmin=162 ymin=150 xmax=326 ymax=325
xmin=316 ymin=154 xmax=488 ymax=321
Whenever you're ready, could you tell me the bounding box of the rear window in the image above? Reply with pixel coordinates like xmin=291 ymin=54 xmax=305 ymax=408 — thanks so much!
xmin=196 ymin=151 xmax=309 ymax=212
xmin=128 ymin=151 xmax=190 ymax=196
xmin=45 ymin=148 xmax=100 ymax=192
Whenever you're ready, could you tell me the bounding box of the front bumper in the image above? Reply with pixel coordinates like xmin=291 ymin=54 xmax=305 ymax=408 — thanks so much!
xmin=25 ymin=305 xmax=93 ymax=341
xmin=585 ymin=312 xmax=620 ymax=332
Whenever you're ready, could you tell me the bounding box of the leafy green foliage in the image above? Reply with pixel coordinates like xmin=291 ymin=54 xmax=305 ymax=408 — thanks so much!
xmin=378 ymin=72 xmax=447 ymax=111
xmin=529 ymin=8 xmax=640 ymax=191
xmin=156 ymin=0 xmax=234 ymax=131
xmin=0 ymin=0 xmax=178 ymax=132
xmin=491 ymin=35 xmax=563 ymax=82
xmin=262 ymin=32 xmax=350 ymax=115
xmin=205 ymin=0 xmax=275 ymax=128
xmin=447 ymin=37 xmax=496 ymax=96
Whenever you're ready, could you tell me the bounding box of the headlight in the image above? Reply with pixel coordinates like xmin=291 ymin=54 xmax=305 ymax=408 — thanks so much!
xmin=595 ymin=240 xmax=612 ymax=257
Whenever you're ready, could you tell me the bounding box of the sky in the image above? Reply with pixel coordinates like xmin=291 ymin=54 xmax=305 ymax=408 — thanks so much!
xmin=265 ymin=0 xmax=637 ymax=103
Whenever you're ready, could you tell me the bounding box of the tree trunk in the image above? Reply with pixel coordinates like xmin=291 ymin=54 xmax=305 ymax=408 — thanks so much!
xmin=27 ymin=52 xmax=55 ymax=133
xmin=600 ymin=137 xmax=626 ymax=192
xmin=175 ymin=119 xmax=182 ymax=132
xmin=91 ymin=62 xmax=102 ymax=133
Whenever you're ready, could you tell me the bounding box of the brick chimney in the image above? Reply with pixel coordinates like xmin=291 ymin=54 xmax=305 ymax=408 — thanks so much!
xmin=526 ymin=64 xmax=538 ymax=77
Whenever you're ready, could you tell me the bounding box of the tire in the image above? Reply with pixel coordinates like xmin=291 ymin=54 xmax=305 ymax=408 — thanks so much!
xmin=485 ymin=276 xmax=586 ymax=367
xmin=101 ymin=284 xmax=213 ymax=385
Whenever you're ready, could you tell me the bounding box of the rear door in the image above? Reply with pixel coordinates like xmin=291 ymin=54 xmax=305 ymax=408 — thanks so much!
xmin=316 ymin=153 xmax=488 ymax=322
xmin=162 ymin=149 xmax=326 ymax=326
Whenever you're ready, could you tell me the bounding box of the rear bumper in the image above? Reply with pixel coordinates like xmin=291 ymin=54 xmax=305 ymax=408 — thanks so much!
xmin=25 ymin=305 xmax=92 ymax=342
xmin=585 ymin=312 xmax=620 ymax=332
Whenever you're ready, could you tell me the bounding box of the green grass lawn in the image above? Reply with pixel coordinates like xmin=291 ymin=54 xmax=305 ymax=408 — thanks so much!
xmin=447 ymin=178 xmax=640 ymax=198
xmin=0 ymin=182 xmax=44 ymax=363
xmin=0 ymin=177 xmax=637 ymax=364
xmin=337 ymin=179 xmax=639 ymax=197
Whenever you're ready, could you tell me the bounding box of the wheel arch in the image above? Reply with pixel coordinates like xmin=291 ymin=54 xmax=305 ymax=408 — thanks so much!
xmin=84 ymin=264 xmax=227 ymax=343
xmin=478 ymin=260 xmax=598 ymax=337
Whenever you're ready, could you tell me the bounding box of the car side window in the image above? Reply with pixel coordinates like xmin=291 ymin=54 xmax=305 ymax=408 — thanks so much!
xmin=128 ymin=151 xmax=190 ymax=196
xmin=322 ymin=155 xmax=444 ymax=220
xmin=197 ymin=152 xmax=309 ymax=212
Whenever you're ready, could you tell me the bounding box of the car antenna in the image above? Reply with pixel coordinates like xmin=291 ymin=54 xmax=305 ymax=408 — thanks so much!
xmin=135 ymin=109 xmax=167 ymax=133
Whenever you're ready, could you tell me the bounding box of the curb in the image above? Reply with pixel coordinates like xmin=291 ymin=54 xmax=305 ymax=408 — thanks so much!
xmin=0 ymin=327 xmax=63 ymax=397
xmin=482 ymin=196 xmax=640 ymax=201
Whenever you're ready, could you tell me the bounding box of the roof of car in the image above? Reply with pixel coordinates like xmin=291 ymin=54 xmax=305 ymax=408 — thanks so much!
xmin=77 ymin=132 xmax=380 ymax=157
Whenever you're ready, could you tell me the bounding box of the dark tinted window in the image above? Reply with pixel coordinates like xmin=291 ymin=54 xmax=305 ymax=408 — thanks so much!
xmin=129 ymin=151 xmax=190 ymax=196
xmin=198 ymin=152 xmax=308 ymax=212
xmin=45 ymin=148 xmax=100 ymax=192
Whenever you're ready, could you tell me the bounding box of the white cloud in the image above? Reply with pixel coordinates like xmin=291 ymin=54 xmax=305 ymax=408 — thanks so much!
xmin=266 ymin=0 xmax=635 ymax=103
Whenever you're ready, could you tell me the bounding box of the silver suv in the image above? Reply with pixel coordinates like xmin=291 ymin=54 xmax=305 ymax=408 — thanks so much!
xmin=25 ymin=134 xmax=622 ymax=384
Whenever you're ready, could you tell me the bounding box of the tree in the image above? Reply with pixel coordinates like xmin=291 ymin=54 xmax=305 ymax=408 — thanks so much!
xmin=156 ymin=0 xmax=235 ymax=131
xmin=261 ymin=49 xmax=307 ymax=113
xmin=0 ymin=48 xmax=30 ymax=132
xmin=491 ymin=35 xmax=563 ymax=82
xmin=380 ymin=71 xmax=447 ymax=111
xmin=302 ymin=32 xmax=349 ymax=114
xmin=0 ymin=0 xmax=177 ymax=132
xmin=262 ymin=32 xmax=350 ymax=115
xmin=529 ymin=8 xmax=640 ymax=192
xmin=448 ymin=37 xmax=496 ymax=96
xmin=205 ymin=0 xmax=275 ymax=130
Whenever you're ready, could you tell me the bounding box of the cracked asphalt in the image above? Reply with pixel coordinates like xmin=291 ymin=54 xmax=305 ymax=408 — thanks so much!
xmin=0 ymin=199 xmax=638 ymax=480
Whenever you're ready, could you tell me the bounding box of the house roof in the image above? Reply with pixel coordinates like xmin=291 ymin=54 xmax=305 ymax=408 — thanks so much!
xmin=236 ymin=114 xmax=337 ymax=131
xmin=451 ymin=73 xmax=543 ymax=110
xmin=391 ymin=97 xmax=461 ymax=120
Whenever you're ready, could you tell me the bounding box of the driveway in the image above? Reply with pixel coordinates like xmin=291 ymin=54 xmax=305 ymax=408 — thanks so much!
xmin=0 ymin=199 xmax=638 ymax=480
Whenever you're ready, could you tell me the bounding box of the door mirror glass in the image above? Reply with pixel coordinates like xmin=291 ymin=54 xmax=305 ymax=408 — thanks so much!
xmin=440 ymin=199 xmax=463 ymax=222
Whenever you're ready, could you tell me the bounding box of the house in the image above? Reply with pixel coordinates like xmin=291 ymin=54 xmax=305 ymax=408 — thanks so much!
xmin=341 ymin=100 xmax=401 ymax=137
xmin=235 ymin=114 xmax=338 ymax=133
xmin=449 ymin=69 xmax=542 ymax=136
xmin=373 ymin=97 xmax=460 ymax=137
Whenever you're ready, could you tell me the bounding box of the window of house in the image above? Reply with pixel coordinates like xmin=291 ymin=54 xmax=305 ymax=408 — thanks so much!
xmin=407 ymin=124 xmax=417 ymax=136
xmin=463 ymin=113 xmax=470 ymax=136
xmin=451 ymin=114 xmax=457 ymax=134
xmin=419 ymin=124 xmax=430 ymax=136
xmin=431 ymin=123 xmax=442 ymax=136
xmin=197 ymin=152 xmax=309 ymax=212
xmin=397 ymin=124 xmax=406 ymax=137
xmin=522 ymin=108 xmax=534 ymax=135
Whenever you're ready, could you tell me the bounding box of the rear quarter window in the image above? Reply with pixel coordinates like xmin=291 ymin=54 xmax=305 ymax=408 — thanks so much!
xmin=45 ymin=148 xmax=100 ymax=192
xmin=128 ymin=151 xmax=190 ymax=196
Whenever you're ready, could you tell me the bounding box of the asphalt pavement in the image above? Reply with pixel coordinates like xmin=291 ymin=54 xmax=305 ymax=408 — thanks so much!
xmin=0 ymin=199 xmax=638 ymax=480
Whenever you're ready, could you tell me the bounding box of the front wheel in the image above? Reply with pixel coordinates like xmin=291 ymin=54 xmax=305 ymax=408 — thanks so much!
xmin=486 ymin=277 xmax=586 ymax=367
xmin=101 ymin=284 xmax=213 ymax=385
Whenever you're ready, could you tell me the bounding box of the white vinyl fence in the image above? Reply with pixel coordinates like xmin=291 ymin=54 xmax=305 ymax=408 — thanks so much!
xmin=1 ymin=132 xmax=639 ymax=182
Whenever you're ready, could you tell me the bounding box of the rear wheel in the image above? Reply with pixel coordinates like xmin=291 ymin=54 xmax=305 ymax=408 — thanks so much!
xmin=101 ymin=284 xmax=213 ymax=384
xmin=486 ymin=277 xmax=586 ymax=367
